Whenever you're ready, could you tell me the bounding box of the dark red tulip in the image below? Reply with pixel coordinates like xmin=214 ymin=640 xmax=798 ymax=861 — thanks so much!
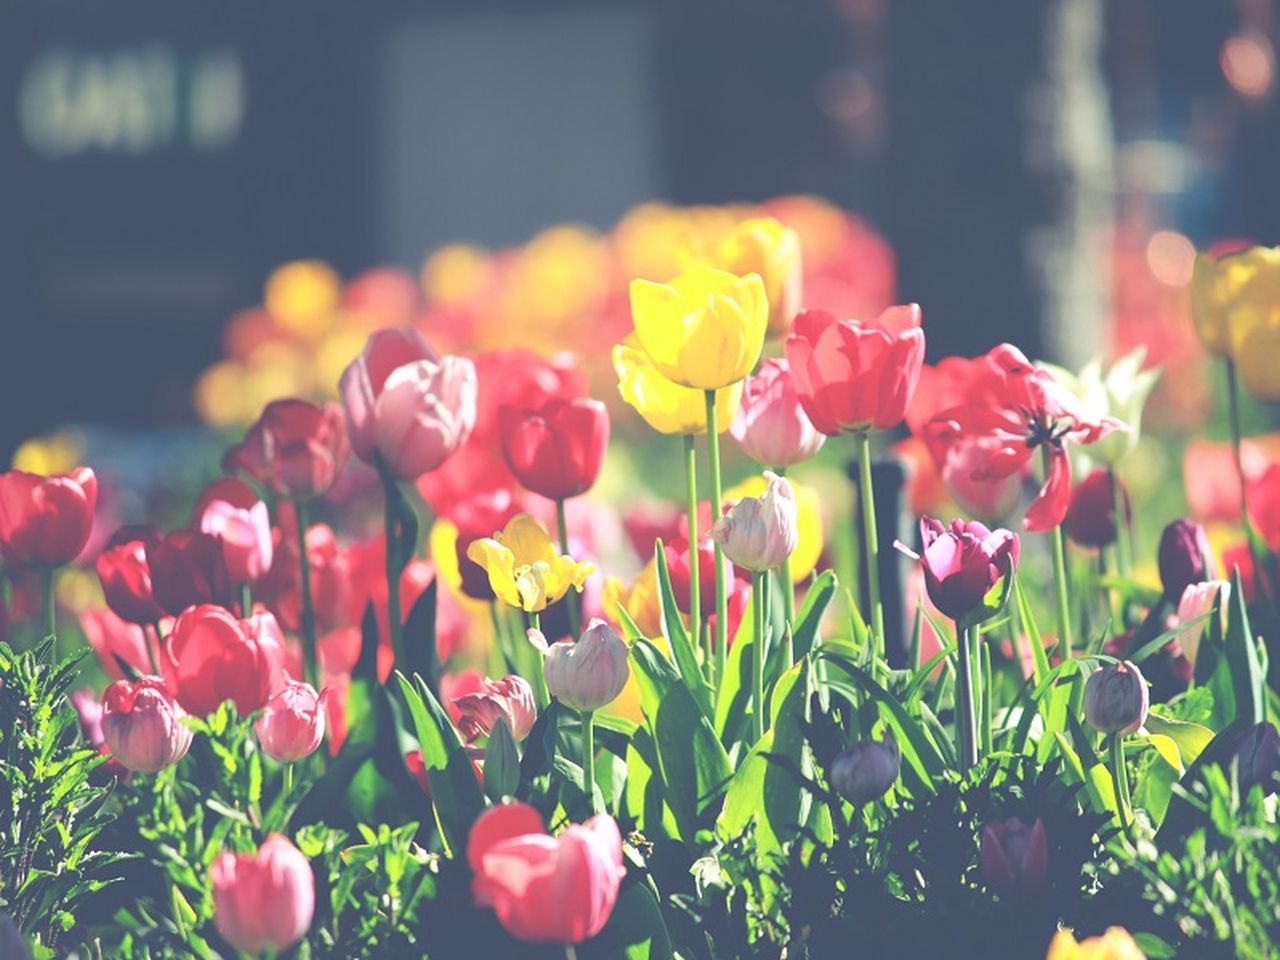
xmin=224 ymin=399 xmax=350 ymax=501
xmin=918 ymin=517 xmax=1019 ymax=622
xmin=148 ymin=530 xmax=233 ymax=616
xmin=1063 ymin=469 xmax=1124 ymax=549
xmin=0 ymin=467 xmax=97 ymax=568
xmin=499 ymin=398 xmax=610 ymax=501
xmin=1158 ymin=518 xmax=1215 ymax=601
xmin=96 ymin=526 xmax=165 ymax=624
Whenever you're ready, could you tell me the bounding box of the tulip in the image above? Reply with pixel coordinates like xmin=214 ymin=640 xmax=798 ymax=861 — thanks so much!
xmin=80 ymin=606 xmax=155 ymax=679
xmin=0 ymin=467 xmax=97 ymax=568
xmin=664 ymin=536 xmax=728 ymax=620
xmin=100 ymin=676 xmax=193 ymax=773
xmin=191 ymin=475 xmax=260 ymax=523
xmin=829 ymin=737 xmax=899 ymax=805
xmin=712 ymin=217 xmax=802 ymax=336
xmin=69 ymin=687 xmax=104 ymax=746
xmin=1190 ymin=244 xmax=1280 ymax=361
xmin=467 ymin=802 xmax=624 ymax=943
xmin=254 ymin=680 xmax=328 ymax=762
xmin=1040 ymin=349 xmax=1161 ymax=466
xmin=1046 ymin=926 xmax=1146 ymax=960
xmin=199 ymin=499 xmax=273 ymax=585
xmin=730 ymin=359 xmax=825 ymax=468
xmin=224 ymin=398 xmax=350 ymax=501
xmin=1157 ymin=518 xmax=1215 ymax=601
xmin=148 ymin=530 xmax=233 ymax=616
xmin=1173 ymin=580 xmax=1229 ymax=666
xmin=916 ymin=517 xmax=1019 ymax=623
xmin=1063 ymin=469 xmax=1124 ymax=549
xmin=785 ymin=304 xmax=925 ymax=435
xmin=629 ymin=266 xmax=768 ymax=390
xmin=979 ymin=816 xmax=1048 ymax=895
xmin=538 ymin=619 xmax=630 ymax=713
xmin=1232 ymin=721 xmax=1280 ymax=795
xmin=466 ymin=514 xmax=593 ymax=613
xmin=499 ymin=398 xmax=610 ymax=501
xmin=96 ymin=526 xmax=164 ymax=625
xmin=161 ymin=605 xmax=285 ymax=716
xmin=612 ymin=334 xmax=743 ymax=435
xmin=210 ymin=834 xmax=314 ymax=955
xmin=340 ymin=329 xmax=477 ymax=480
xmin=710 ymin=472 xmax=798 ymax=572
xmin=452 ymin=675 xmax=537 ymax=743
xmin=1084 ymin=660 xmax=1149 ymax=735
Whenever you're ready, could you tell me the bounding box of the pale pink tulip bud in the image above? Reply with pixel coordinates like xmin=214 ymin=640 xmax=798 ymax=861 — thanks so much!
xmin=100 ymin=676 xmax=193 ymax=773
xmin=254 ymin=680 xmax=328 ymax=762
xmin=210 ymin=834 xmax=314 ymax=954
xmin=453 ymin=675 xmax=537 ymax=743
xmin=541 ymin=619 xmax=630 ymax=712
xmin=730 ymin=359 xmax=825 ymax=468
xmin=829 ymin=736 xmax=899 ymax=804
xmin=709 ymin=471 xmax=798 ymax=572
xmin=200 ymin=499 xmax=274 ymax=584
xmin=979 ymin=816 xmax=1048 ymax=894
xmin=1084 ymin=660 xmax=1149 ymax=735
xmin=1173 ymin=580 xmax=1229 ymax=666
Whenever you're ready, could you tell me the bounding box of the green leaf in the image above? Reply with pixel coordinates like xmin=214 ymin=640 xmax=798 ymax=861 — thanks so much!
xmin=484 ymin=717 xmax=520 ymax=802
xmin=714 ymin=613 xmax=754 ymax=748
xmin=654 ymin=539 xmax=713 ymax=717
xmin=1224 ymin=566 xmax=1265 ymax=726
xmin=1144 ymin=712 xmax=1214 ymax=766
xmin=791 ymin=570 xmax=836 ymax=660
xmin=580 ymin=881 xmax=674 ymax=960
xmin=376 ymin=453 xmax=420 ymax=573
xmin=402 ymin=578 xmax=441 ymax=697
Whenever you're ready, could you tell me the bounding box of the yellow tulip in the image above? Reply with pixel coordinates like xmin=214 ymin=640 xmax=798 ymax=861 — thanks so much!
xmin=629 ymin=266 xmax=768 ymax=390
xmin=724 ymin=474 xmax=824 ymax=581
xmin=1189 ymin=245 xmax=1280 ymax=358
xmin=612 ymin=335 xmax=742 ymax=435
xmin=714 ymin=217 xmax=802 ymax=336
xmin=602 ymin=560 xmax=663 ymax=639
xmin=1214 ymin=246 xmax=1280 ymax=400
xmin=1045 ymin=926 xmax=1145 ymax=960
xmin=466 ymin=514 xmax=594 ymax=613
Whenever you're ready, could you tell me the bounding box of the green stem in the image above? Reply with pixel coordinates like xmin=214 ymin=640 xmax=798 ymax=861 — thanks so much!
xmin=683 ymin=434 xmax=704 ymax=670
xmin=705 ymin=390 xmax=728 ymax=682
xmin=240 ymin=583 xmax=252 ymax=619
xmin=980 ymin=637 xmax=993 ymax=758
xmin=1108 ymin=467 xmax=1132 ymax=576
xmin=556 ymin=499 xmax=581 ymax=639
xmin=855 ymin=432 xmax=885 ymax=670
xmin=776 ymin=466 xmax=796 ymax=628
xmin=529 ymin=610 xmax=541 ymax=635
xmin=42 ymin=568 xmax=56 ymax=648
xmin=1109 ymin=733 xmax=1131 ymax=833
xmin=752 ymin=571 xmax=766 ymax=743
xmin=955 ymin=623 xmax=978 ymax=772
xmin=292 ymin=499 xmax=318 ymax=688
xmin=1044 ymin=449 xmax=1074 ymax=661
xmin=282 ymin=763 xmax=294 ymax=803
xmin=380 ymin=470 xmax=406 ymax=670
xmin=581 ymin=709 xmax=597 ymax=811
xmin=775 ymin=569 xmax=794 ymax=667
xmin=1226 ymin=356 xmax=1251 ymax=532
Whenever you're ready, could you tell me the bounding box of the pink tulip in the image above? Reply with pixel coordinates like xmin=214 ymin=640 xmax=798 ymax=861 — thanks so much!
xmin=340 ymin=327 xmax=477 ymax=480
xmin=538 ymin=619 xmax=631 ymax=713
xmin=979 ymin=816 xmax=1048 ymax=895
xmin=199 ymin=499 xmax=274 ymax=585
xmin=69 ymin=687 xmax=105 ymax=746
xmin=730 ymin=359 xmax=825 ymax=468
xmin=916 ymin=517 xmax=1019 ymax=622
xmin=254 ymin=680 xmax=328 ymax=762
xmin=709 ymin=472 xmax=798 ymax=572
xmin=452 ymin=675 xmax=537 ymax=743
xmin=80 ymin=606 xmax=156 ymax=680
xmin=467 ymin=802 xmax=625 ymax=944
xmin=100 ymin=676 xmax=193 ymax=773
xmin=211 ymin=834 xmax=314 ymax=954
xmin=1173 ymin=580 xmax=1230 ymax=667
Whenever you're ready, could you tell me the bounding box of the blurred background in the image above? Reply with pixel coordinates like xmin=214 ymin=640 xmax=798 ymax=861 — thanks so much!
xmin=1 ymin=0 xmax=1276 ymax=460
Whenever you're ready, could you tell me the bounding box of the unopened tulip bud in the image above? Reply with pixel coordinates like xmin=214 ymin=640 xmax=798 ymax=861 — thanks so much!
xmin=452 ymin=675 xmax=537 ymax=743
xmin=101 ymin=676 xmax=193 ymax=773
xmin=541 ymin=619 xmax=630 ymax=712
xmin=829 ymin=737 xmax=899 ymax=804
xmin=709 ymin=471 xmax=798 ymax=572
xmin=1173 ymin=580 xmax=1229 ymax=666
xmin=254 ymin=680 xmax=328 ymax=763
xmin=1232 ymin=721 xmax=1280 ymax=796
xmin=210 ymin=834 xmax=315 ymax=955
xmin=200 ymin=499 xmax=274 ymax=585
xmin=979 ymin=816 xmax=1048 ymax=894
xmin=1063 ymin=469 xmax=1123 ymax=549
xmin=1084 ymin=660 xmax=1149 ymax=735
xmin=1158 ymin=518 xmax=1214 ymax=601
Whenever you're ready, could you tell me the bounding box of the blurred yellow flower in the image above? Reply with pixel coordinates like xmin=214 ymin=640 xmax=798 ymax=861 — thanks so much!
xmin=612 ymin=334 xmax=742 ymax=435
xmin=1046 ymin=926 xmax=1145 ymax=960
xmin=724 ymin=474 xmax=823 ymax=581
xmin=264 ymin=260 xmax=340 ymax=338
xmin=1221 ymin=247 xmax=1280 ymax=400
xmin=602 ymin=559 xmax=663 ymax=639
xmin=422 ymin=243 xmax=494 ymax=305
xmin=466 ymin=514 xmax=594 ymax=613
xmin=713 ymin=217 xmax=802 ymax=336
xmin=629 ymin=266 xmax=768 ymax=390
xmin=12 ymin=430 xmax=83 ymax=474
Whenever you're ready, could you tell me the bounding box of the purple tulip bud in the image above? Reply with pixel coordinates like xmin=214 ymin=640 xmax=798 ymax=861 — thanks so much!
xmin=1158 ymin=519 xmax=1215 ymax=601
xmin=829 ymin=737 xmax=899 ymax=804
xmin=1233 ymin=721 xmax=1280 ymax=796
xmin=979 ymin=816 xmax=1048 ymax=894
xmin=1084 ymin=660 xmax=1149 ymax=735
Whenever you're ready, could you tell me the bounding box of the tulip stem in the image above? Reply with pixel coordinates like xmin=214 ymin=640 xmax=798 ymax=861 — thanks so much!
xmin=581 ymin=709 xmax=597 ymax=812
xmin=42 ymin=568 xmax=56 ymax=649
xmin=705 ymin=390 xmax=728 ymax=682
xmin=378 ymin=463 xmax=407 ymax=672
xmin=1226 ymin=356 xmax=1250 ymax=532
xmin=752 ymin=571 xmax=766 ymax=743
xmin=1109 ymin=733 xmax=1131 ymax=833
xmin=282 ymin=762 xmax=294 ymax=803
xmin=556 ymin=499 xmax=581 ymax=639
xmin=1043 ymin=448 xmax=1074 ymax=661
xmin=292 ymin=499 xmax=319 ymax=688
xmin=240 ymin=583 xmax=252 ymax=619
xmin=776 ymin=466 xmax=796 ymax=630
xmin=855 ymin=432 xmax=886 ymax=672
xmin=683 ymin=434 xmax=705 ymax=671
xmin=955 ymin=623 xmax=979 ymax=773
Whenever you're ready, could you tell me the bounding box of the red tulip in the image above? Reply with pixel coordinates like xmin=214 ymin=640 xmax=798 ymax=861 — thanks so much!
xmin=0 ymin=467 xmax=97 ymax=568
xmin=925 ymin=345 xmax=1124 ymax=532
xmin=472 ymin=350 xmax=587 ymax=448
xmin=467 ymin=802 xmax=624 ymax=944
xmin=1063 ymin=469 xmax=1126 ymax=549
xmin=916 ymin=517 xmax=1019 ymax=622
xmin=210 ymin=834 xmax=314 ymax=954
xmin=979 ymin=816 xmax=1048 ymax=895
xmin=254 ymin=680 xmax=328 ymax=762
xmin=148 ymin=531 xmax=233 ymax=616
xmin=199 ymin=499 xmax=274 ymax=585
xmin=161 ymin=605 xmax=285 ymax=716
xmin=224 ymin=399 xmax=350 ymax=501
xmin=96 ymin=526 xmax=164 ymax=624
xmin=665 ymin=536 xmax=730 ymax=619
xmin=80 ymin=606 xmax=156 ymax=679
xmin=500 ymin=398 xmax=610 ymax=501
xmin=416 ymin=444 xmax=522 ymax=524
xmin=100 ymin=675 xmax=193 ymax=773
xmin=259 ymin=518 xmax=350 ymax=634
xmin=785 ymin=305 xmax=925 ymax=435
xmin=452 ymin=674 xmax=537 ymax=743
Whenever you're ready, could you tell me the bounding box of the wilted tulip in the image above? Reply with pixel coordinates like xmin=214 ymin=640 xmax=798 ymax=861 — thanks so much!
xmin=1232 ymin=721 xmax=1280 ymax=796
xmin=0 ymin=467 xmax=97 ymax=568
xmin=199 ymin=499 xmax=273 ymax=585
xmin=210 ymin=834 xmax=314 ymax=955
xmin=148 ymin=530 xmax=233 ymax=617
xmin=96 ymin=526 xmax=164 ymax=624
xmin=915 ymin=517 xmax=1019 ymax=623
xmin=224 ymin=398 xmax=350 ymax=501
xmin=499 ymin=398 xmax=610 ymax=501
xmin=467 ymin=802 xmax=624 ymax=943
xmin=1084 ymin=660 xmax=1149 ymax=735
xmin=730 ymin=359 xmax=825 ymax=468
xmin=161 ymin=605 xmax=285 ymax=716
xmin=979 ymin=816 xmax=1048 ymax=895
xmin=100 ymin=676 xmax=193 ymax=774
xmin=452 ymin=675 xmax=537 ymax=743
xmin=829 ymin=737 xmax=899 ymax=804
xmin=1158 ymin=519 xmax=1214 ymax=601
xmin=254 ymin=680 xmax=328 ymax=763
xmin=539 ymin=619 xmax=630 ymax=713
xmin=710 ymin=472 xmax=798 ymax=572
